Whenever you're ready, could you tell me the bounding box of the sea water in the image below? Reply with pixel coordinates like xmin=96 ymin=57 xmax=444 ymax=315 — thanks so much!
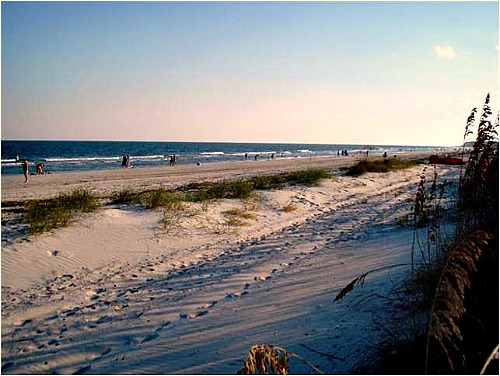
xmin=1 ymin=140 xmax=445 ymax=175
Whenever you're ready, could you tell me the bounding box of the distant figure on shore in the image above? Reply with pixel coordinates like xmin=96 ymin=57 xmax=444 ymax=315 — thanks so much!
xmin=35 ymin=163 xmax=45 ymax=175
xmin=121 ymin=154 xmax=131 ymax=168
xmin=271 ymin=153 xmax=275 ymax=160
xmin=169 ymin=154 xmax=177 ymax=166
xmin=21 ymin=159 xmax=29 ymax=183
xmin=337 ymin=150 xmax=340 ymax=157
xmin=254 ymin=154 xmax=259 ymax=161
xmin=383 ymin=151 xmax=388 ymax=158
xmin=244 ymin=153 xmax=248 ymax=160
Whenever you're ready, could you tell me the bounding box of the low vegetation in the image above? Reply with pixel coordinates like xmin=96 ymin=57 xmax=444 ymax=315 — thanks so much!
xmin=282 ymin=202 xmax=297 ymax=213
xmin=345 ymin=158 xmax=422 ymax=177
xmin=238 ymin=344 xmax=323 ymax=375
xmin=346 ymin=94 xmax=498 ymax=375
xmin=26 ymin=188 xmax=98 ymax=234
xmin=22 ymin=168 xmax=331 ymax=236
xmin=238 ymin=94 xmax=498 ymax=374
xmin=111 ymin=168 xmax=331 ymax=208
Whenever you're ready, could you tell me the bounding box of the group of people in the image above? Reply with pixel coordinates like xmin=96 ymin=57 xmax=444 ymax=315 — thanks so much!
xmin=244 ymin=153 xmax=276 ymax=161
xmin=338 ymin=149 xmax=349 ymax=156
xmin=168 ymin=154 xmax=177 ymax=166
xmin=20 ymin=159 xmax=46 ymax=184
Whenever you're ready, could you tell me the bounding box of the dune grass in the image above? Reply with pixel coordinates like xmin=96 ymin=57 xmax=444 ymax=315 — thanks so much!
xmin=26 ymin=188 xmax=99 ymax=234
xmin=23 ymin=168 xmax=331 ymax=237
xmin=335 ymin=94 xmax=499 ymax=375
xmin=112 ymin=168 xmax=331 ymax=207
xmin=345 ymin=158 xmax=422 ymax=177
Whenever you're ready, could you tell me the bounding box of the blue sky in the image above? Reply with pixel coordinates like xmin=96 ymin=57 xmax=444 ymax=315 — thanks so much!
xmin=2 ymin=1 xmax=498 ymax=145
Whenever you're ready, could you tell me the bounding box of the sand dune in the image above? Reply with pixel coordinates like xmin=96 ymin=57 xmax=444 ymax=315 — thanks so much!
xmin=1 ymin=155 xmax=460 ymax=374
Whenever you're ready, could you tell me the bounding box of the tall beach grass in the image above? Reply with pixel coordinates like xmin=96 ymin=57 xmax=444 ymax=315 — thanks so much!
xmin=26 ymin=188 xmax=98 ymax=234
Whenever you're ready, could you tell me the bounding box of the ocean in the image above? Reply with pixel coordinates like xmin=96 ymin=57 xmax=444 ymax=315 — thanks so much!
xmin=1 ymin=140 xmax=444 ymax=175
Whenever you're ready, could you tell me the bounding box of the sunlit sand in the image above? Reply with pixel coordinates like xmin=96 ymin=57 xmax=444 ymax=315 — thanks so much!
xmin=1 ymin=153 xmax=461 ymax=374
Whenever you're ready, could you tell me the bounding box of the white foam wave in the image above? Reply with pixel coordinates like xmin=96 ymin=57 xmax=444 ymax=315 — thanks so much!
xmin=43 ymin=157 xmax=120 ymax=163
xmin=200 ymin=151 xmax=225 ymax=156
xmin=131 ymin=155 xmax=165 ymax=160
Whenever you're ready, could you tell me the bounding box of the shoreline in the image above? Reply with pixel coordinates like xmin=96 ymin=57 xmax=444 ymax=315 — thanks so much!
xmin=1 ymin=152 xmax=433 ymax=204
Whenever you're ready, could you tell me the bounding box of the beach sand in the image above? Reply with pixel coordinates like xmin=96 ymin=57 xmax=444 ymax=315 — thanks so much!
xmin=1 ymin=153 xmax=460 ymax=374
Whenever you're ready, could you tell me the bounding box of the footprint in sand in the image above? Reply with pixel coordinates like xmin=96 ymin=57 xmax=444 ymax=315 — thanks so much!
xmin=141 ymin=321 xmax=171 ymax=343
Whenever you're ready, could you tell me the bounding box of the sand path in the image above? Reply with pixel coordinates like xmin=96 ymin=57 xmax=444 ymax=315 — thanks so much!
xmin=1 ymin=161 xmax=460 ymax=374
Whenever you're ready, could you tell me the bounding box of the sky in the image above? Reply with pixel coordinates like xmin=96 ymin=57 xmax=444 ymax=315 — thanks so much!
xmin=2 ymin=1 xmax=499 ymax=146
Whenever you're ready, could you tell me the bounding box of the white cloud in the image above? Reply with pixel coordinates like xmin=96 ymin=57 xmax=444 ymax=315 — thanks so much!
xmin=432 ymin=44 xmax=457 ymax=60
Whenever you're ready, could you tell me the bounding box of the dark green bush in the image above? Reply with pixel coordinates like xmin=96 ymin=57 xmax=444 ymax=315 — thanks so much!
xmin=346 ymin=158 xmax=419 ymax=177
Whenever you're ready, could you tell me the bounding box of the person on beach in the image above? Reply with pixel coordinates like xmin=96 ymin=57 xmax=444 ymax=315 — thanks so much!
xmin=35 ymin=163 xmax=45 ymax=174
xmin=245 ymin=153 xmax=248 ymax=160
xmin=122 ymin=154 xmax=128 ymax=168
xmin=21 ymin=159 xmax=29 ymax=183
xmin=169 ymin=154 xmax=177 ymax=166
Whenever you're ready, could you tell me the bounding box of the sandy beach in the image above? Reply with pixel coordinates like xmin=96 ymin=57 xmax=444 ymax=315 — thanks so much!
xmin=1 ymin=153 xmax=461 ymax=374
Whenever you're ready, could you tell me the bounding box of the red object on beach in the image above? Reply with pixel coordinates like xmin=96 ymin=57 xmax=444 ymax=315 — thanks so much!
xmin=429 ymin=154 xmax=464 ymax=165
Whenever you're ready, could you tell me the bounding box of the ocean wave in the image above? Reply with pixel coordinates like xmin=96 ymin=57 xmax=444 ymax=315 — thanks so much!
xmin=1 ymin=159 xmax=19 ymax=164
xmin=42 ymin=157 xmax=120 ymax=163
xmin=200 ymin=151 xmax=225 ymax=156
xmin=131 ymin=155 xmax=166 ymax=160
xmin=297 ymin=149 xmax=313 ymax=153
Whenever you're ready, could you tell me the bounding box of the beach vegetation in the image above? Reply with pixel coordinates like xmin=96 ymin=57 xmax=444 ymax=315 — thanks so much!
xmin=223 ymin=208 xmax=256 ymax=227
xmin=333 ymin=94 xmax=498 ymax=375
xmin=238 ymin=344 xmax=323 ymax=375
xmin=110 ymin=189 xmax=142 ymax=205
xmin=226 ymin=217 xmax=251 ymax=227
xmin=345 ymin=158 xmax=421 ymax=177
xmin=143 ymin=188 xmax=183 ymax=210
xmin=182 ymin=169 xmax=331 ymax=203
xmin=282 ymin=202 xmax=298 ymax=213
xmin=26 ymin=188 xmax=98 ymax=234
xmin=224 ymin=208 xmax=256 ymax=220
xmin=286 ymin=168 xmax=331 ymax=185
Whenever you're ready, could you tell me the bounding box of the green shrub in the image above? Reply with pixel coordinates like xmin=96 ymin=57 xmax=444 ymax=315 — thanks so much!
xmin=231 ymin=180 xmax=255 ymax=199
xmin=287 ymin=168 xmax=331 ymax=185
xmin=26 ymin=188 xmax=98 ymax=234
xmin=143 ymin=188 xmax=183 ymax=210
xmin=346 ymin=159 xmax=419 ymax=177
xmin=111 ymin=189 xmax=142 ymax=205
